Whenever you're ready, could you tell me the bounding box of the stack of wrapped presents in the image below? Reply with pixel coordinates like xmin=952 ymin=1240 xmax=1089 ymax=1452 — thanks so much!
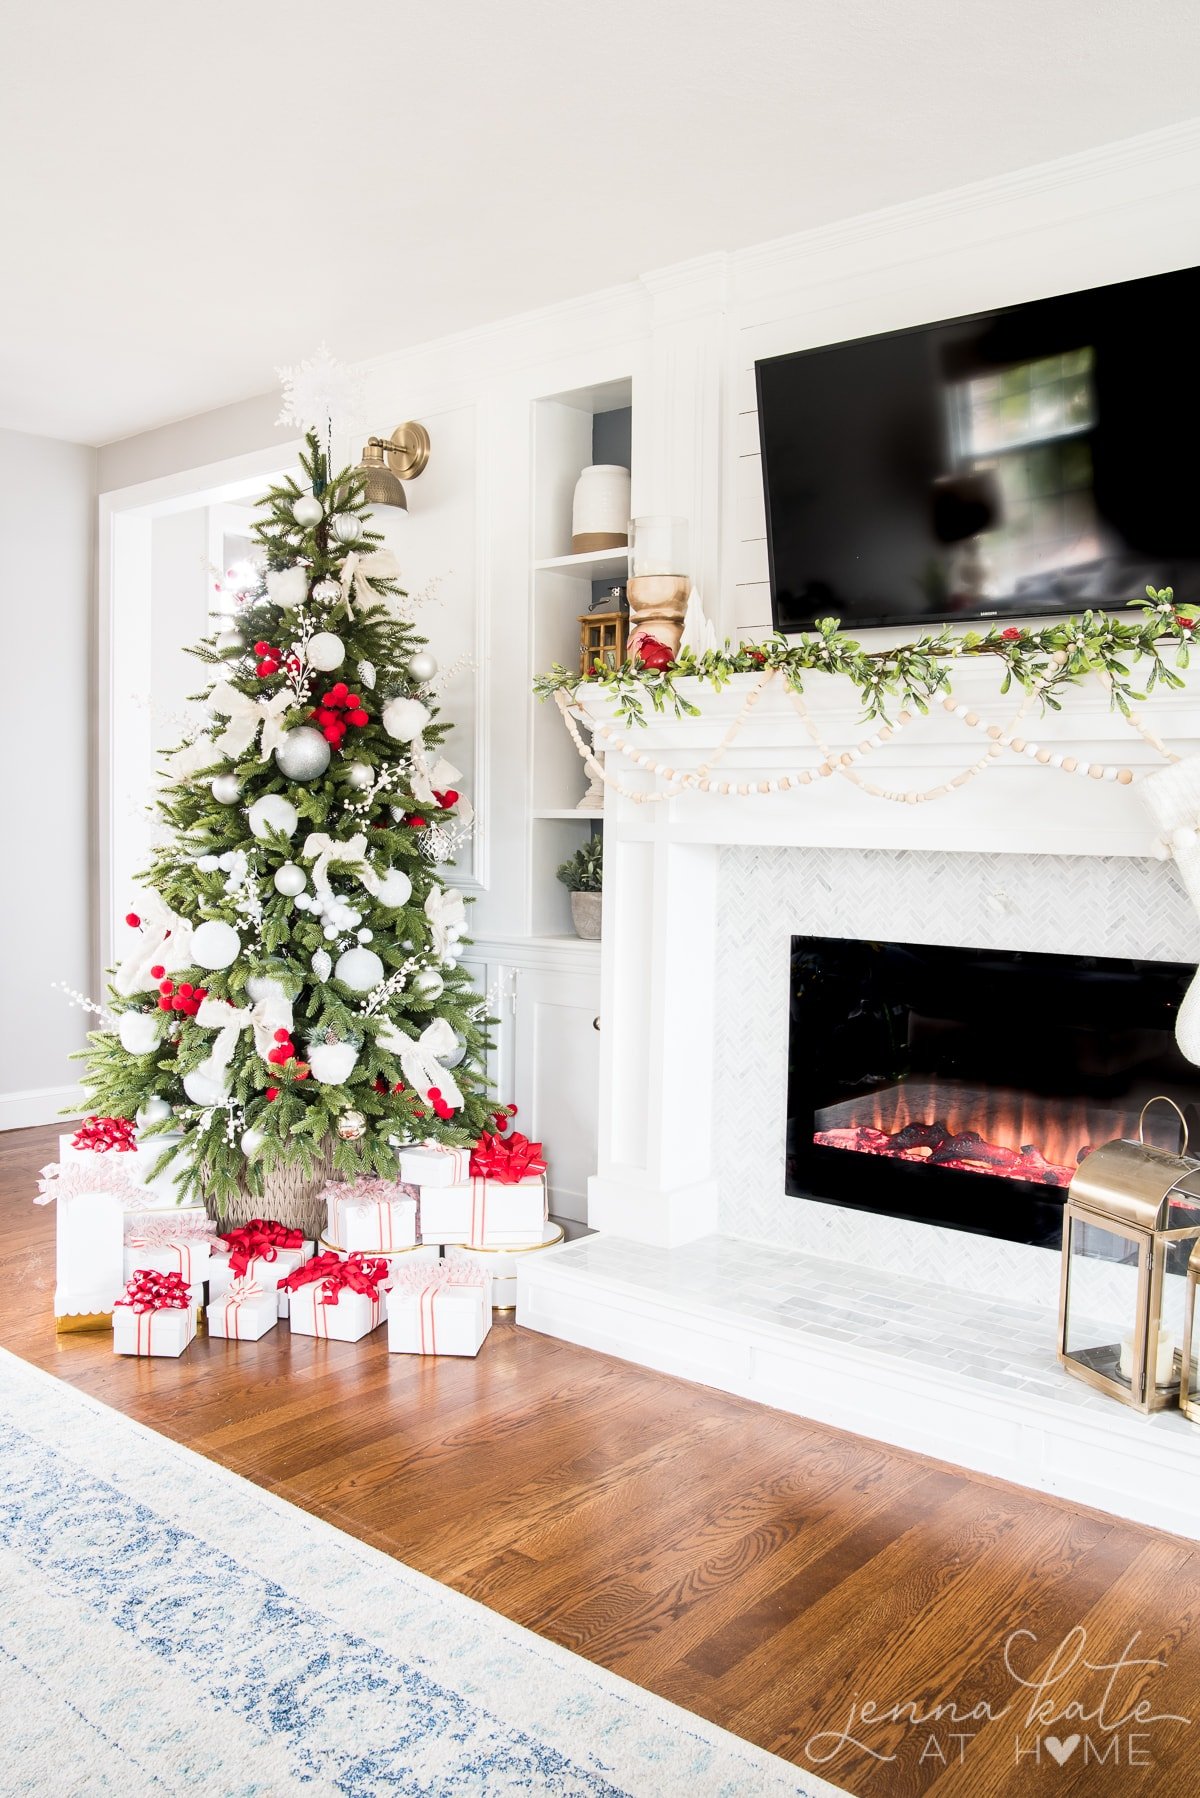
xmin=36 ymin=1112 xmax=561 ymax=1362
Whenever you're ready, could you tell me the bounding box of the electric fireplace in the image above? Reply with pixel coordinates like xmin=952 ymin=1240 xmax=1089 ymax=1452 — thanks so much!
xmin=786 ymin=938 xmax=1200 ymax=1249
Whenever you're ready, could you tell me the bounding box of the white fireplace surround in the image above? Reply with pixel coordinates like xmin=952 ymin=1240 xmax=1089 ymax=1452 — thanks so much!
xmin=579 ymin=663 xmax=1200 ymax=1256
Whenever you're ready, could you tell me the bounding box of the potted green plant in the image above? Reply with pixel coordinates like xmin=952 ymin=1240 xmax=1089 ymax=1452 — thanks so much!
xmin=557 ymin=837 xmax=603 ymax=939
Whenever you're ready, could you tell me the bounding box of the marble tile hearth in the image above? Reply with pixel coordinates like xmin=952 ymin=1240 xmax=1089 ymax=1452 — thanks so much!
xmin=519 ymin=1235 xmax=1200 ymax=1540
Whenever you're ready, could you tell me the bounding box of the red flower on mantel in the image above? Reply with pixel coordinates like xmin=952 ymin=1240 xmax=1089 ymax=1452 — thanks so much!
xmin=1000 ymin=627 xmax=1023 ymax=642
xmin=1175 ymin=614 xmax=1197 ymax=633
xmin=635 ymin=636 xmax=674 ymax=670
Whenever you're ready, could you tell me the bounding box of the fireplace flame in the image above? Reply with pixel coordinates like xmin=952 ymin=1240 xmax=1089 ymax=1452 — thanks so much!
xmin=813 ymin=1080 xmax=1142 ymax=1189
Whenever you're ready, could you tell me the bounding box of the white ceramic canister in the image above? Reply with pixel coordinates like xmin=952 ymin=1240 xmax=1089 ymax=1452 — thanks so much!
xmin=571 ymin=465 xmax=630 ymax=554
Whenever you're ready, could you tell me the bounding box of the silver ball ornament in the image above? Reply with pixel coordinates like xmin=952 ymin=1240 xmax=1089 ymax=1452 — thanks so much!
xmin=211 ymin=773 xmax=241 ymax=805
xmin=191 ymin=919 xmax=241 ymax=969
xmin=332 ymin=512 xmax=362 ymax=544
xmin=306 ymin=631 xmax=345 ymax=671
xmin=292 ymin=493 xmax=324 ymax=527
xmin=274 ymin=726 xmax=331 ymax=782
xmin=407 ymin=650 xmax=438 ymax=682
xmin=345 ymin=761 xmax=373 ymax=791
xmin=335 ymin=946 xmax=384 ymax=992
xmin=412 ymin=969 xmax=445 ymax=1001
xmin=443 ymin=1034 xmax=467 ymax=1069
xmin=311 ymin=578 xmax=342 ymax=604
xmin=336 ymin=1108 xmax=367 ymax=1141
xmin=248 ymin=794 xmax=299 ymax=840
xmin=137 ymin=1096 xmax=173 ymax=1126
xmin=273 ymin=862 xmax=307 ymax=897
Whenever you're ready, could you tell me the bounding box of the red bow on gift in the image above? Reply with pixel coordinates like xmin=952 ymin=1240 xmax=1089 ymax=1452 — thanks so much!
xmin=469 ymin=1129 xmax=547 ymax=1184
xmin=279 ymin=1251 xmax=389 ymax=1305
xmin=219 ymin=1217 xmax=305 ymax=1276
xmin=73 ymin=1115 xmax=137 ymax=1153
xmin=115 ymin=1268 xmax=192 ymax=1313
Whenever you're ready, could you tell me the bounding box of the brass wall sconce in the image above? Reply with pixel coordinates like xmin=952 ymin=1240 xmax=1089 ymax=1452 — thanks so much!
xmin=356 ymin=421 xmax=431 ymax=510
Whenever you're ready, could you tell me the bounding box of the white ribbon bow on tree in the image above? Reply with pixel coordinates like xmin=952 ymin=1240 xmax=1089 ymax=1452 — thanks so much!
xmin=409 ymin=751 xmax=457 ymax=809
xmin=207 ymin=682 xmax=294 ymax=762
xmin=339 ymin=549 xmax=402 ymax=619
xmin=195 ymin=988 xmax=294 ymax=1075
xmin=424 ymin=886 xmax=466 ymax=960
xmin=376 ymin=1016 xmax=464 ymax=1110
xmin=114 ymin=892 xmax=196 ymax=996
xmin=300 ymin=832 xmax=382 ymax=900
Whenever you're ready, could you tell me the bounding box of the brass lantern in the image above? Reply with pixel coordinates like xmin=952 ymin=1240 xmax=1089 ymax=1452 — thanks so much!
xmin=1181 ymin=1241 xmax=1200 ymax=1423
xmin=1058 ymin=1097 xmax=1200 ymax=1412
xmin=579 ymin=610 xmax=628 ymax=676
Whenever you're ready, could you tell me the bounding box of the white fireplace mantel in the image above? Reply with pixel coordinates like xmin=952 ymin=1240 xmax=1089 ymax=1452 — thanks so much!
xmin=577 ymin=670 xmax=1200 ymax=1247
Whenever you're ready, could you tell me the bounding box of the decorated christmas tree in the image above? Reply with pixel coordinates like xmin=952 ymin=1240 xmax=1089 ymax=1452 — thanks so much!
xmin=78 ymin=427 xmax=495 ymax=1232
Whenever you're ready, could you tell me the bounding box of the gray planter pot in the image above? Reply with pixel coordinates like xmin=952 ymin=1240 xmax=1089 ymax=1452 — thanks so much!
xmin=570 ymin=891 xmax=602 ymax=939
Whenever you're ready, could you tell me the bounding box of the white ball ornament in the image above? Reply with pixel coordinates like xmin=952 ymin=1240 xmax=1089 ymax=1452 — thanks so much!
xmin=332 ymin=512 xmax=361 ymax=543
xmin=382 ymin=697 xmax=431 ymax=743
xmin=211 ymin=773 xmax=241 ymax=805
xmin=265 ymin=565 xmax=309 ymax=610
xmin=292 ymin=493 xmax=324 ymax=527
xmin=412 ymin=970 xmax=444 ymax=1001
xmin=357 ymin=928 xmax=373 ymax=944
xmin=137 ymin=1096 xmax=173 ymax=1126
xmin=240 ymin=1127 xmax=266 ymax=1157
xmin=248 ymin=794 xmax=299 ymax=840
xmin=246 ymin=974 xmax=289 ymax=1007
xmin=273 ymin=863 xmax=307 ymax=897
xmin=275 ymin=726 xmax=331 ymax=782
xmin=197 ymin=854 xmax=220 ymax=872
xmin=306 ymin=631 xmax=345 ymax=671
xmin=345 ymin=761 xmax=373 ymax=790
xmin=407 ymin=650 xmax=438 ymax=682
xmin=118 ymin=1012 xmax=160 ymax=1055
xmin=335 ymin=946 xmax=385 ymax=992
xmin=443 ymin=1034 xmax=467 ymax=1069
xmin=191 ymin=919 xmax=241 ymax=969
xmin=375 ymin=867 xmax=413 ymax=909
xmin=183 ymin=1060 xmax=230 ymax=1106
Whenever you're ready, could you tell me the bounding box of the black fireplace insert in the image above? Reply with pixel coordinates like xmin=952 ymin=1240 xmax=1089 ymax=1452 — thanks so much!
xmin=786 ymin=937 xmax=1200 ymax=1249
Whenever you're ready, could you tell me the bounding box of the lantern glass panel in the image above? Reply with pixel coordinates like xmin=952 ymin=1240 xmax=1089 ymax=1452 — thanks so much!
xmin=1186 ymin=1264 xmax=1200 ymax=1414
xmin=1062 ymin=1214 xmax=1146 ymax=1389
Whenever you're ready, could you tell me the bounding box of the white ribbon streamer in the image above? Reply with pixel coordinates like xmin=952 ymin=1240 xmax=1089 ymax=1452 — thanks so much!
xmin=300 ymin=832 xmax=382 ymax=900
xmin=409 ymin=751 xmax=459 ymax=808
xmin=339 ymin=549 xmax=402 ymax=619
xmin=208 ymin=682 xmax=294 ymax=762
xmin=195 ymin=987 xmax=294 ymax=1075
xmin=424 ymin=886 xmax=465 ymax=960
xmin=375 ymin=1016 xmax=464 ymax=1110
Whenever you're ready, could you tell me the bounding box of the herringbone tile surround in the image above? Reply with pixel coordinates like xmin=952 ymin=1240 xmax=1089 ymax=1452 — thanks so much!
xmin=714 ymin=846 xmax=1198 ymax=1307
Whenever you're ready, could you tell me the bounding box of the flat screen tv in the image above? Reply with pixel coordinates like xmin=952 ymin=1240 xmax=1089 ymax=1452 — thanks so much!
xmin=756 ymin=264 xmax=1200 ymax=634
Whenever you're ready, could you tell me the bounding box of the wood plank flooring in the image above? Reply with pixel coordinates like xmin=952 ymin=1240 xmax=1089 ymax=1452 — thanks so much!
xmin=5 ymin=1121 xmax=1200 ymax=1796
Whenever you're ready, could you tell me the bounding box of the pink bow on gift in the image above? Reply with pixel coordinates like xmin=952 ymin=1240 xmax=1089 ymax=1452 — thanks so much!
xmin=469 ymin=1129 xmax=547 ymax=1184
xmin=114 ymin=1269 xmax=192 ymax=1313
xmin=389 ymin=1260 xmax=487 ymax=1296
xmin=35 ymin=1162 xmax=146 ymax=1207
xmin=126 ymin=1216 xmax=216 ymax=1249
xmin=279 ymin=1251 xmax=388 ymax=1305
xmin=223 ymin=1276 xmax=265 ymax=1305
xmin=218 ymin=1218 xmax=305 ymax=1276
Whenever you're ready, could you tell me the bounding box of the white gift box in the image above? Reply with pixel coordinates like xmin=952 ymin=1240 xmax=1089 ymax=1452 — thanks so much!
xmin=123 ymin=1233 xmax=211 ymax=1289
xmin=387 ymin=1271 xmax=492 ymax=1357
xmin=396 ymin=1143 xmax=472 ymax=1188
xmin=465 ymin=1175 xmax=547 ymax=1247
xmin=288 ymin=1282 xmax=388 ymax=1342
xmin=325 ymin=1184 xmax=418 ymax=1253
xmin=205 ymin=1283 xmax=278 ymax=1341
xmin=43 ymin=1133 xmax=195 ymax=1326
xmin=59 ymin=1131 xmax=192 ymax=1209
xmin=112 ymin=1305 xmax=196 ymax=1358
xmin=209 ymin=1241 xmax=314 ymax=1317
xmin=444 ymin=1221 xmax=565 ymax=1308
xmin=416 ymin=1183 xmax=472 ymax=1245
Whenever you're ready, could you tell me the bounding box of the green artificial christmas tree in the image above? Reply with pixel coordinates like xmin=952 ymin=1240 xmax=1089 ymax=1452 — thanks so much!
xmin=79 ymin=431 xmax=495 ymax=1233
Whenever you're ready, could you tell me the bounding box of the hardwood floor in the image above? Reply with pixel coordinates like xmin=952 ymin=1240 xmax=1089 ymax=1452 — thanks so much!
xmin=6 ymin=1120 xmax=1200 ymax=1796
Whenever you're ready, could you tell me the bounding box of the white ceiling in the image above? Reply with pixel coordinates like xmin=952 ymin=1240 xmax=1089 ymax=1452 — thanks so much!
xmin=3 ymin=0 xmax=1199 ymax=445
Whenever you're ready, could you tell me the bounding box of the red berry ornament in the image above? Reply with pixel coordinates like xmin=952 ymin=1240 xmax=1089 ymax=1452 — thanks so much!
xmin=125 ymin=913 xmax=140 ymax=928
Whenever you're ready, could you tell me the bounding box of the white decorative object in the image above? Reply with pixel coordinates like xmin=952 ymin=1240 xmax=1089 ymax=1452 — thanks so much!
xmin=345 ymin=761 xmax=373 ymax=790
xmin=190 ymin=920 xmax=241 ymax=970
xmin=211 ymin=773 xmax=241 ymax=805
xmin=208 ymin=1240 xmax=314 ymax=1316
xmin=275 ymin=726 xmax=331 ymax=782
xmin=332 ymin=511 xmax=361 ymax=543
xmin=240 ymin=1127 xmax=266 ymax=1157
xmin=680 ymin=587 xmax=719 ymax=656
xmin=375 ymin=867 xmax=413 ymax=909
xmin=445 ymin=1222 xmax=564 ymax=1308
xmin=312 ymin=578 xmax=343 ymax=604
xmin=335 ymin=946 xmax=384 ymax=992
xmin=182 ymin=1059 xmax=230 ymax=1107
xmin=122 ymin=1225 xmax=212 ymax=1290
xmin=1120 ymin=1326 xmax=1178 ymax=1386
xmin=306 ymin=1039 xmax=360 ymax=1085
xmin=467 ymin=1175 xmax=548 ymax=1248
xmin=412 ymin=970 xmax=444 ymax=1002
xmin=245 ymin=973 xmax=292 ymax=1009
xmin=387 ymin=1266 xmax=492 ymax=1357
xmin=397 ymin=1143 xmax=471 ymax=1188
xmin=265 ymin=565 xmax=309 ymax=610
xmin=382 ymin=697 xmax=431 ymax=743
xmin=376 ymin=1017 xmax=464 ymax=1110
xmin=424 ymin=886 xmax=465 ymax=960
xmin=288 ymin=1283 xmax=386 ymax=1342
xmin=273 ymin=862 xmax=307 ymax=897
xmin=407 ymin=650 xmax=437 ymax=682
xmin=311 ymin=948 xmax=332 ymax=982
xmin=113 ymin=1306 xmax=196 ymax=1358
xmin=206 ymin=1278 xmax=278 ymax=1340
xmin=413 ymin=1184 xmax=472 ymax=1245
xmin=306 ymin=631 xmax=345 ymax=671
xmin=136 ymin=1097 xmax=173 ymax=1127
xmin=324 ymin=1181 xmax=418 ymax=1252
xmin=248 ymin=794 xmax=299 ymax=841
xmin=118 ymin=1012 xmax=159 ymax=1056
xmin=571 ymin=465 xmax=630 ymax=553
xmin=292 ymin=494 xmax=324 ymax=527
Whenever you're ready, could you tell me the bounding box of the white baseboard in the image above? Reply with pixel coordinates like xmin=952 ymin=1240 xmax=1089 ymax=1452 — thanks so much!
xmin=0 ymin=1085 xmax=84 ymax=1133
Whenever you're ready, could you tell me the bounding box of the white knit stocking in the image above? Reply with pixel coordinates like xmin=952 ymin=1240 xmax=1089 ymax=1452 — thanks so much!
xmin=1141 ymin=754 xmax=1200 ymax=1066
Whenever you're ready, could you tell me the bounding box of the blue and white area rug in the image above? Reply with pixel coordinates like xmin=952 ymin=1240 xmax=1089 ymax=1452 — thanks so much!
xmin=0 ymin=1347 xmax=841 ymax=1796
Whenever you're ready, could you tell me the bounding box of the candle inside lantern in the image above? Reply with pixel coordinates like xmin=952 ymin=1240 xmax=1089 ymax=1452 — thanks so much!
xmin=1119 ymin=1326 xmax=1177 ymax=1386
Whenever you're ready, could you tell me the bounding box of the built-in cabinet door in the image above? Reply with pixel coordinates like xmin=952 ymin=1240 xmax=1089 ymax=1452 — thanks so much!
xmin=503 ymin=963 xmax=600 ymax=1225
